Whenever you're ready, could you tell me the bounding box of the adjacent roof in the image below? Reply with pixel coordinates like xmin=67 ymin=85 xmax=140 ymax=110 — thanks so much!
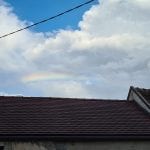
xmin=135 ymin=87 xmax=150 ymax=104
xmin=0 ymin=96 xmax=150 ymax=140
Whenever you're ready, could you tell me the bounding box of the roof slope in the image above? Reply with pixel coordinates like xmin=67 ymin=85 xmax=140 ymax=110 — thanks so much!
xmin=136 ymin=88 xmax=150 ymax=104
xmin=0 ymin=96 xmax=150 ymax=140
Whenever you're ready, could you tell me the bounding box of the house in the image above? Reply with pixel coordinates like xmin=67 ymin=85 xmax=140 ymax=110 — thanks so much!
xmin=0 ymin=86 xmax=150 ymax=150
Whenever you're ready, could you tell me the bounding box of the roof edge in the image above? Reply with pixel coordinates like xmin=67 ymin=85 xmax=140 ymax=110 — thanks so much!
xmin=0 ymin=95 xmax=125 ymax=102
xmin=127 ymin=86 xmax=134 ymax=101
xmin=0 ymin=134 xmax=150 ymax=141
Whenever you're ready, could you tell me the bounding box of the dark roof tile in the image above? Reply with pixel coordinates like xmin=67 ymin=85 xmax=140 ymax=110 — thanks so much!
xmin=0 ymin=96 xmax=150 ymax=139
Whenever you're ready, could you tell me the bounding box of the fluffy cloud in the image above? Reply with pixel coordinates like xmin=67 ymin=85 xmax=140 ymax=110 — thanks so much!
xmin=0 ymin=0 xmax=150 ymax=98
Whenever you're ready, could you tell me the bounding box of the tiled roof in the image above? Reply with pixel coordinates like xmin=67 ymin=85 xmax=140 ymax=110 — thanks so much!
xmin=0 ymin=96 xmax=150 ymax=140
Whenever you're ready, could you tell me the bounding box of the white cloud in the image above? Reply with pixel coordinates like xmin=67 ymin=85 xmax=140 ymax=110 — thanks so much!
xmin=0 ymin=0 xmax=150 ymax=99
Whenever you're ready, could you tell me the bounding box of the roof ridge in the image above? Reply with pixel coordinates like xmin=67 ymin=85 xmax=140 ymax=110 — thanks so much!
xmin=0 ymin=96 xmax=126 ymax=102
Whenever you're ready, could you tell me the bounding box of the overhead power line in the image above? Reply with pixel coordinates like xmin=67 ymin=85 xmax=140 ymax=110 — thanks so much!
xmin=0 ymin=0 xmax=95 ymax=39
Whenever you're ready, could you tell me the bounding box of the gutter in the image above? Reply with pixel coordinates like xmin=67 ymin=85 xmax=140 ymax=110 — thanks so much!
xmin=0 ymin=134 xmax=150 ymax=141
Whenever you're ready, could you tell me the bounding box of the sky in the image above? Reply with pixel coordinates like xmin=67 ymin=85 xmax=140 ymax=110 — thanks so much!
xmin=0 ymin=0 xmax=150 ymax=99
xmin=5 ymin=0 xmax=98 ymax=32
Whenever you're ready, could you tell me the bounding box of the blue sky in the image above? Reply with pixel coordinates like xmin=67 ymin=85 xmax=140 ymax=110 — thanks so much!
xmin=5 ymin=0 xmax=98 ymax=32
xmin=0 ymin=0 xmax=150 ymax=98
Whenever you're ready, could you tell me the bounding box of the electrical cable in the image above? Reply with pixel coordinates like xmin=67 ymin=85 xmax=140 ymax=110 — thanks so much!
xmin=0 ymin=0 xmax=95 ymax=39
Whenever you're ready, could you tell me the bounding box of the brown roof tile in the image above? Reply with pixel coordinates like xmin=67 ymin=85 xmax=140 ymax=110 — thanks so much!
xmin=0 ymin=96 xmax=150 ymax=140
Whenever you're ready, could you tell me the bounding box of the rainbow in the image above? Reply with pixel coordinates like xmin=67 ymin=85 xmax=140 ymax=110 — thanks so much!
xmin=22 ymin=71 xmax=76 ymax=83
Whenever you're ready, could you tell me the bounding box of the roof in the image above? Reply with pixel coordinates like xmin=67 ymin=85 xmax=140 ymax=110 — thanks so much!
xmin=0 ymin=96 xmax=150 ymax=140
xmin=135 ymin=87 xmax=150 ymax=104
